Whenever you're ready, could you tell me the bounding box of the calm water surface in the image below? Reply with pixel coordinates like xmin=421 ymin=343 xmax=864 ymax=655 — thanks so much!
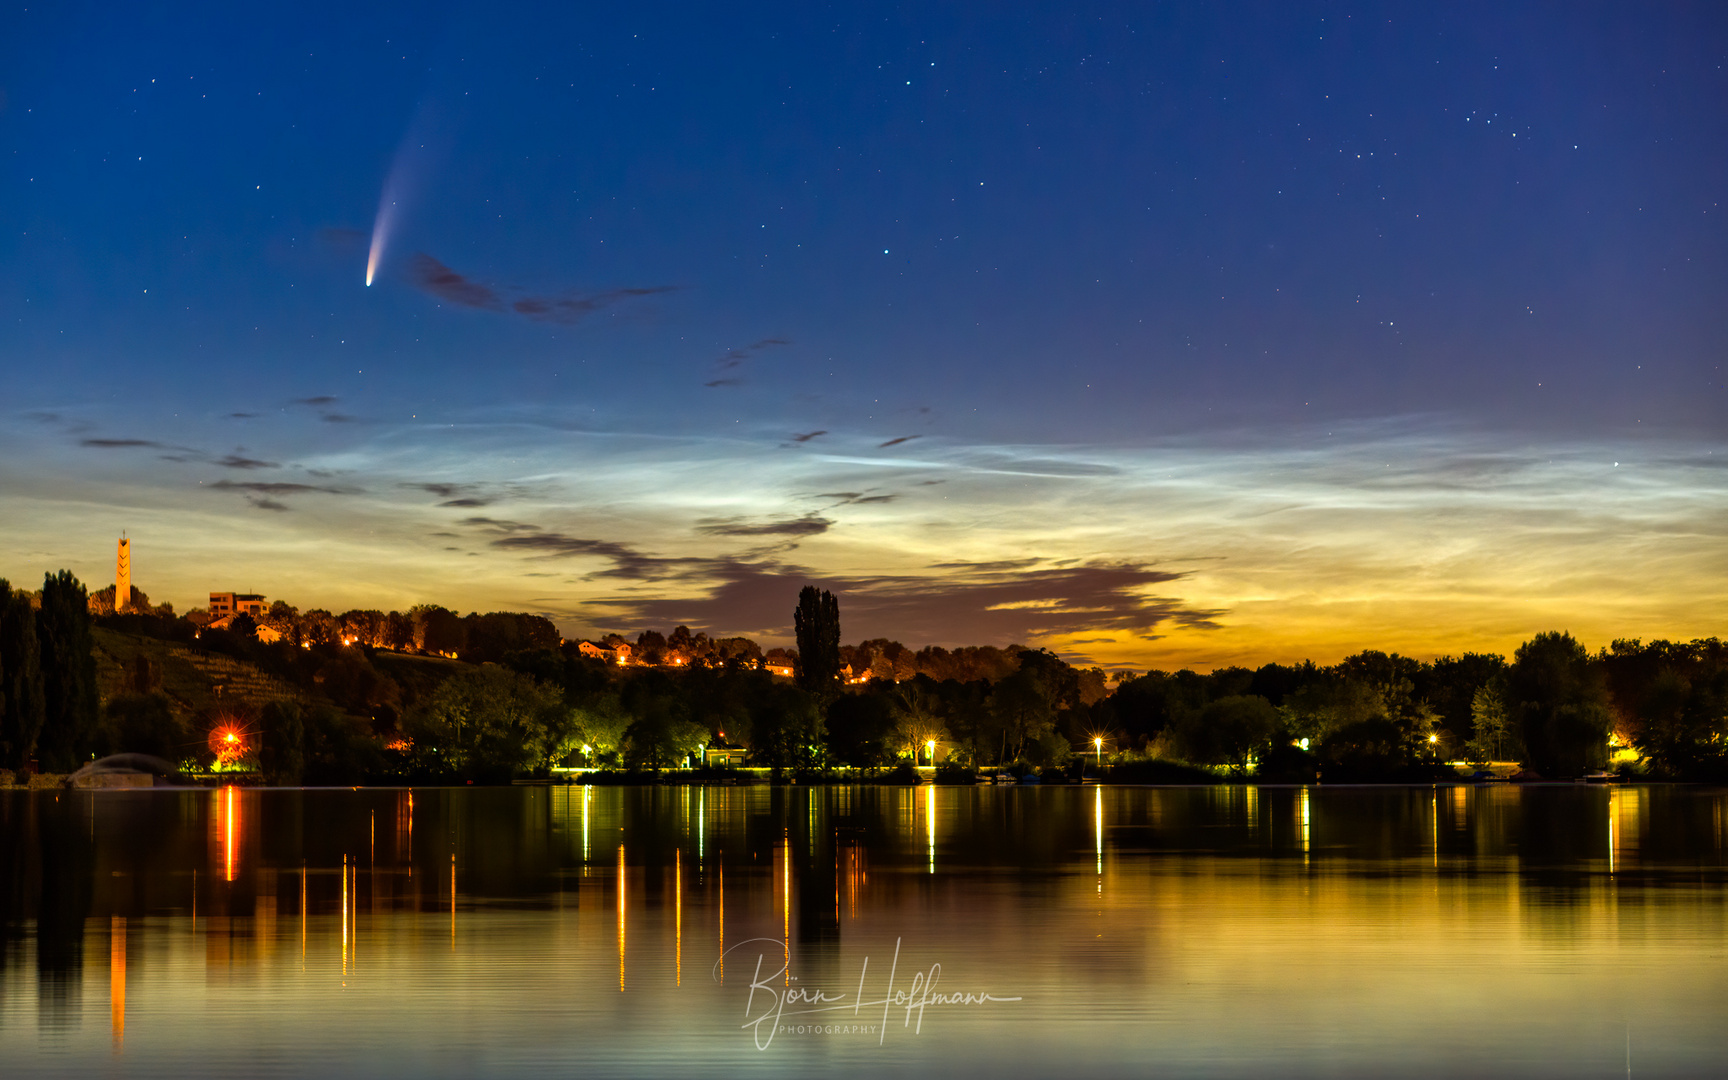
xmin=2 ymin=783 xmax=1726 ymax=1078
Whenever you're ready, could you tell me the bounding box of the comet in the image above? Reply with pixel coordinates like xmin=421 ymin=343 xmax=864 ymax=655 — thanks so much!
xmin=366 ymin=109 xmax=435 ymax=287
xmin=366 ymin=191 xmax=396 ymax=286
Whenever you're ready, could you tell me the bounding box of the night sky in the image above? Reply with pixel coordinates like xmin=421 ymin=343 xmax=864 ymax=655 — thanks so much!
xmin=3 ymin=2 xmax=1723 ymax=669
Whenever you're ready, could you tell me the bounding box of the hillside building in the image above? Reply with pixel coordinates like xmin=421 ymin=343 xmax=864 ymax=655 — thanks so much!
xmin=209 ymin=592 xmax=267 ymax=618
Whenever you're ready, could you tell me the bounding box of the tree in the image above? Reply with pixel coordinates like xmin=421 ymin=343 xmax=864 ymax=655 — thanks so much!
xmin=748 ymin=683 xmax=825 ymax=772
xmin=262 ymin=600 xmax=300 ymax=646
xmin=1422 ymin=652 xmax=1509 ymax=743
xmin=1282 ymin=677 xmax=1382 ymax=745
xmin=825 ymin=690 xmax=897 ymax=766
xmin=411 ymin=605 xmax=464 ymax=656
xmin=793 ymin=586 xmax=841 ymax=693
xmin=0 ymin=580 xmax=47 ymax=770
xmin=1506 ymin=631 xmax=1612 ymax=776
xmin=1465 ymin=684 xmax=1511 ymax=763
xmin=383 ymin=610 xmax=416 ymax=651
xmin=889 ymin=677 xmax=949 ymax=763
xmin=1607 ymin=639 xmax=1728 ymax=780
xmin=101 ymin=693 xmax=187 ymax=760
xmin=404 ymin=666 xmax=569 ymax=779
xmin=35 ymin=571 xmax=100 ymax=771
xmin=988 ymin=666 xmax=1058 ymax=763
xmin=258 ymin=700 xmax=307 ymax=784
xmin=569 ymin=693 xmax=632 ymax=765
xmin=619 ymin=670 xmax=706 ymax=768
xmin=1175 ymin=695 xmax=1281 ymax=770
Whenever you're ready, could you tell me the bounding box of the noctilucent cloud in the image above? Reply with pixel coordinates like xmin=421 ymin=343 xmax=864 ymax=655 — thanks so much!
xmin=2 ymin=2 xmax=1723 ymax=669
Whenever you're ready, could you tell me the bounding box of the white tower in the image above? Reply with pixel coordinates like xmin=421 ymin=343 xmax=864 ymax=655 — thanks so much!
xmin=116 ymin=537 xmax=131 ymax=612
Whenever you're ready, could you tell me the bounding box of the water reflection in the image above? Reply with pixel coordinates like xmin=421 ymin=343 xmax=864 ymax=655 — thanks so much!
xmin=0 ymin=784 xmax=1723 ymax=1078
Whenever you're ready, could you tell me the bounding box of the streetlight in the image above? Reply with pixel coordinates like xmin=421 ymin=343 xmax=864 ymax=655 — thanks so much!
xmin=925 ymin=739 xmax=935 ymax=766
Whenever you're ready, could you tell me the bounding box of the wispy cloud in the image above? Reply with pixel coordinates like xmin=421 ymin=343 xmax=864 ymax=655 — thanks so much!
xmin=592 ymin=560 xmax=1220 ymax=644
xmin=695 ymin=514 xmax=832 ymax=538
xmin=81 ymin=437 xmax=165 ymax=449
xmin=210 ymin=480 xmax=353 ymax=496
xmin=490 ymin=531 xmax=711 ymax=580
xmin=406 ymin=254 xmax=504 ymax=310
xmin=705 ymin=336 xmax=791 ymax=387
xmin=404 ymin=252 xmax=675 ymax=324
xmin=514 ymin=286 xmax=678 ymax=324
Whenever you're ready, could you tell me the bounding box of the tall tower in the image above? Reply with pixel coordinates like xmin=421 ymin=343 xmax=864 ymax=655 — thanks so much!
xmin=116 ymin=537 xmax=131 ymax=613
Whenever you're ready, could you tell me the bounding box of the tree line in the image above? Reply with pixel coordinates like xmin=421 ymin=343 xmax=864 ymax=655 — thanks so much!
xmin=2 ymin=575 xmax=1722 ymax=784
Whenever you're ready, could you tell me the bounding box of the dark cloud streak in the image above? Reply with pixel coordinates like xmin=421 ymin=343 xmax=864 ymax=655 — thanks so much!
xmin=593 ymin=561 xmax=1224 ymax=645
xmin=695 ymin=514 xmax=832 ymax=538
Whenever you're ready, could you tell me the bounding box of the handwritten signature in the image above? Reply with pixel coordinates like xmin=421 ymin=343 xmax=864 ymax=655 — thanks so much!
xmin=714 ymin=937 xmax=1022 ymax=1050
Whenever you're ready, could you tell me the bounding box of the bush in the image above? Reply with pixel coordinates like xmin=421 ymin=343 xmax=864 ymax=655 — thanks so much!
xmin=1101 ymin=759 xmax=1218 ymax=784
xmin=101 ymin=693 xmax=188 ymax=760
xmin=875 ymin=763 xmax=922 ymax=785
xmin=933 ymin=763 xmax=978 ymax=785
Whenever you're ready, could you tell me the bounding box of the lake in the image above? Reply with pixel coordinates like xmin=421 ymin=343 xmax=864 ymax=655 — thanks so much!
xmin=2 ymin=783 xmax=1725 ymax=1077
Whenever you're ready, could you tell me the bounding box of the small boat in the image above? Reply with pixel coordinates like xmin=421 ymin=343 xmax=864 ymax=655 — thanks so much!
xmin=1016 ymin=773 xmax=1041 ymax=785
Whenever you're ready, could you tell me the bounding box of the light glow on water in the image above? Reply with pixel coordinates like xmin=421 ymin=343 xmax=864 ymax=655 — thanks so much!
xmin=1 ymin=785 xmax=1724 ymax=1078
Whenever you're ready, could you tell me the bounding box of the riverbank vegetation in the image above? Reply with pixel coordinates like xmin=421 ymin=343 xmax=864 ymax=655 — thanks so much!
xmin=1 ymin=575 xmax=1722 ymax=786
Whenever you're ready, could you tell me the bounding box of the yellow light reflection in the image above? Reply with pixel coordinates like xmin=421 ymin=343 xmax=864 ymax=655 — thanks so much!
xmin=217 ymin=785 xmax=240 ymax=882
xmin=341 ymin=855 xmax=349 ymax=981
xmin=617 ymin=844 xmax=627 ymax=991
xmin=403 ymin=792 xmax=414 ymax=864
xmin=110 ymin=916 xmax=125 ymax=1053
xmin=1095 ymin=784 xmax=1104 ymax=879
xmin=717 ymin=860 xmax=724 ymax=983
xmin=1300 ymin=787 xmax=1311 ymax=860
xmin=675 ymin=848 xmax=682 ymax=987
xmin=926 ymin=786 xmax=936 ymax=875
xmin=1610 ymin=786 xmax=1643 ymax=875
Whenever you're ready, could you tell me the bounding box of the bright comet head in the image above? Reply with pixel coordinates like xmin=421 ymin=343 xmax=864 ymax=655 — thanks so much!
xmin=366 ymin=196 xmax=396 ymax=288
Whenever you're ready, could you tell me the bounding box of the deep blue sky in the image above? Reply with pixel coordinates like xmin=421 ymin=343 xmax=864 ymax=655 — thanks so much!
xmin=2 ymin=2 xmax=1724 ymax=666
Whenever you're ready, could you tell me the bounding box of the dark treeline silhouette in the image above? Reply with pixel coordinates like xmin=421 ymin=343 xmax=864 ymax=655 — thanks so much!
xmin=1 ymin=571 xmax=1723 ymax=785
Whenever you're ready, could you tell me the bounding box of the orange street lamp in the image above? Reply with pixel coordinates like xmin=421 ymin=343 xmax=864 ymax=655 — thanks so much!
xmin=925 ymin=739 xmax=935 ymax=766
xmin=1094 ymin=736 xmax=1102 ymax=772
